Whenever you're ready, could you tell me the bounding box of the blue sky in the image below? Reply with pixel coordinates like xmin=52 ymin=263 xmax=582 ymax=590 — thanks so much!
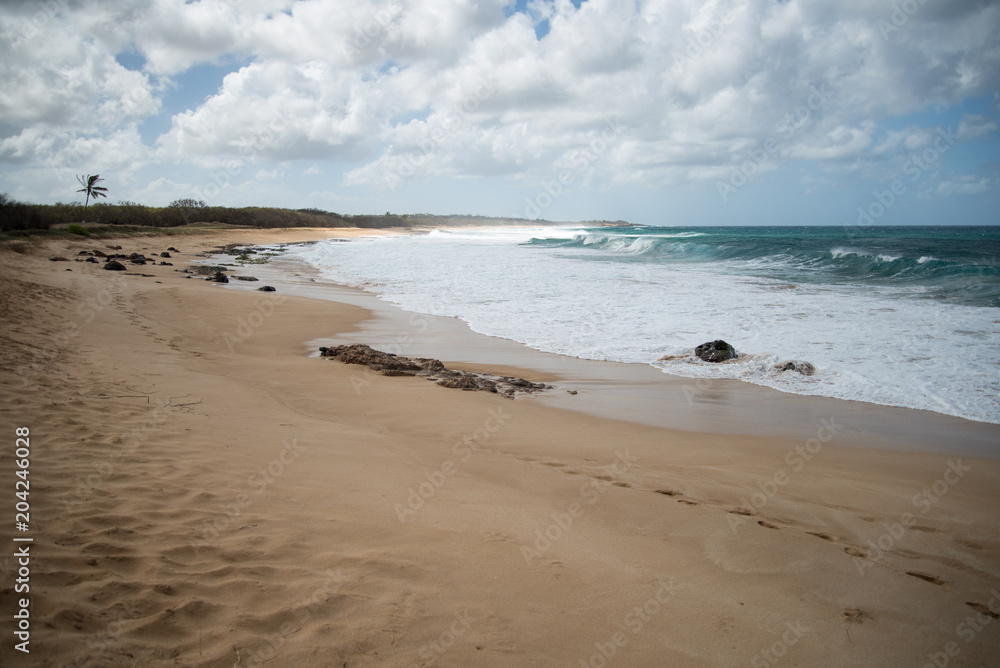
xmin=1 ymin=0 xmax=998 ymax=226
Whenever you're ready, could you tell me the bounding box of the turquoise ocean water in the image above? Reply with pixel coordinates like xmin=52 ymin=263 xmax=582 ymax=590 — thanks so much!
xmin=295 ymin=225 xmax=1000 ymax=423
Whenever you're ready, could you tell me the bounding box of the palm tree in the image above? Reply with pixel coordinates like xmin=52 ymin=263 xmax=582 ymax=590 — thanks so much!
xmin=76 ymin=174 xmax=108 ymax=224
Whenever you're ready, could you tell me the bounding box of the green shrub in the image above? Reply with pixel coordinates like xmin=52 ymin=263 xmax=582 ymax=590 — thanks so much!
xmin=67 ymin=223 xmax=92 ymax=237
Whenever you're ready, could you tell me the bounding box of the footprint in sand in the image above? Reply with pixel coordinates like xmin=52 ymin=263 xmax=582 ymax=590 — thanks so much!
xmin=905 ymin=571 xmax=947 ymax=586
xmin=965 ymin=602 xmax=1000 ymax=619
xmin=842 ymin=608 xmax=873 ymax=630
xmin=806 ymin=531 xmax=836 ymax=542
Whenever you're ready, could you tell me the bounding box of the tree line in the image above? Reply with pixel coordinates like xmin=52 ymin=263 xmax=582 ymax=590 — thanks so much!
xmin=0 ymin=195 xmax=414 ymax=232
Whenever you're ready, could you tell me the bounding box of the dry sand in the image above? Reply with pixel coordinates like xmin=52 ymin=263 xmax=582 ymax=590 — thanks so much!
xmin=1 ymin=228 xmax=999 ymax=667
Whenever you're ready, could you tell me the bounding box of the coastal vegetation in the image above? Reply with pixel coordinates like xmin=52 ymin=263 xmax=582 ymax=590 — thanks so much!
xmin=0 ymin=192 xmax=623 ymax=237
xmin=75 ymin=174 xmax=108 ymax=224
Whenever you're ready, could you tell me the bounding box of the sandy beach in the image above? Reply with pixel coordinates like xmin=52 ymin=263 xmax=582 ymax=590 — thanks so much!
xmin=2 ymin=227 xmax=999 ymax=667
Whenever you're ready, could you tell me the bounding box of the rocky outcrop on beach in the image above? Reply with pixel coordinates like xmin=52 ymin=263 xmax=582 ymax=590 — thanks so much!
xmin=774 ymin=360 xmax=816 ymax=376
xmin=695 ymin=340 xmax=737 ymax=363
xmin=189 ymin=265 xmax=228 ymax=275
xmin=103 ymin=260 xmax=126 ymax=271
xmin=319 ymin=343 xmax=552 ymax=398
xmin=211 ymin=271 xmax=229 ymax=283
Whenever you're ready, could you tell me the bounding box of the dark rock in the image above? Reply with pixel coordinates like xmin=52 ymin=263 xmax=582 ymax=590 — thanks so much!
xmin=257 ymin=285 xmax=276 ymax=292
xmin=92 ymin=250 xmax=107 ymax=258
xmin=320 ymin=343 xmax=551 ymax=398
xmin=235 ymin=276 xmax=259 ymax=281
xmin=167 ymin=247 xmax=179 ymax=252
xmin=190 ymin=265 xmax=227 ymax=275
xmin=48 ymin=256 xmax=69 ymax=262
xmin=212 ymin=271 xmax=229 ymax=283
xmin=438 ymin=374 xmax=496 ymax=392
xmin=107 ymin=245 xmax=122 ymax=250
xmin=85 ymin=257 xmax=99 ymax=263
xmin=774 ymin=360 xmax=816 ymax=376
xmin=321 ymin=344 xmax=423 ymax=373
xmin=417 ymin=358 xmax=446 ymax=372
xmin=695 ymin=340 xmax=737 ymax=363
xmin=160 ymin=251 xmax=171 ymax=258
xmin=160 ymin=261 xmax=173 ymax=266
xmin=104 ymin=260 xmax=126 ymax=271
xmin=499 ymin=376 xmax=548 ymax=390
xmin=77 ymin=250 xmax=92 ymax=255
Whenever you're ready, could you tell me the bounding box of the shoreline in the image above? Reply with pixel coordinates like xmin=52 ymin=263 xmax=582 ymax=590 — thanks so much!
xmin=217 ymin=239 xmax=1000 ymax=458
xmin=2 ymin=227 xmax=999 ymax=667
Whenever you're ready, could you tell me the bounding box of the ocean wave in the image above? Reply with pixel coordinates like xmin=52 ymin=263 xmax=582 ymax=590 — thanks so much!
xmin=291 ymin=227 xmax=1000 ymax=424
xmin=527 ymin=233 xmax=998 ymax=305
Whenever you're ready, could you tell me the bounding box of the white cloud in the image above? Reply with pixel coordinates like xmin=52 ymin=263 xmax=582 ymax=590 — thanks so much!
xmin=1 ymin=0 xmax=998 ymax=208
xmin=935 ymin=174 xmax=993 ymax=197
xmin=957 ymin=114 xmax=999 ymax=141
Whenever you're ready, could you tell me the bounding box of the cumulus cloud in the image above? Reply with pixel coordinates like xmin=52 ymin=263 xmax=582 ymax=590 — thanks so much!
xmin=1 ymin=0 xmax=998 ymax=206
xmin=935 ymin=174 xmax=994 ymax=196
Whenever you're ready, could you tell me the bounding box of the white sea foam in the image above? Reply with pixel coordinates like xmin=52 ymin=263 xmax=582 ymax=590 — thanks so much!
xmin=292 ymin=229 xmax=1000 ymax=424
